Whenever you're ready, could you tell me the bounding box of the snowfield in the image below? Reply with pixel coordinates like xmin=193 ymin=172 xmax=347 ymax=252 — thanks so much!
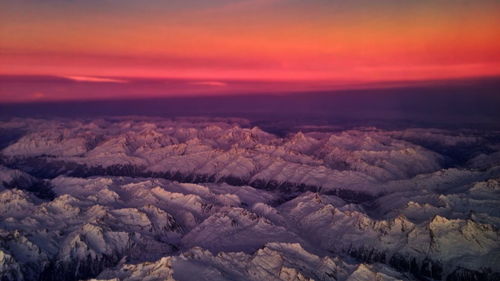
xmin=0 ymin=117 xmax=499 ymax=281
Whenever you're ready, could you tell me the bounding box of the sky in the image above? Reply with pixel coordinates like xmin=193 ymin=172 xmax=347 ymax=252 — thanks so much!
xmin=1 ymin=0 xmax=500 ymax=102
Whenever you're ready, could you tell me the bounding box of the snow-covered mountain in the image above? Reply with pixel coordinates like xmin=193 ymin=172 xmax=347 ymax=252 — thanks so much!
xmin=0 ymin=118 xmax=447 ymax=197
xmin=0 ymin=117 xmax=499 ymax=281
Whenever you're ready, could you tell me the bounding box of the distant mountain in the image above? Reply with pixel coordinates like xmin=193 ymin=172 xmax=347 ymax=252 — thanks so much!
xmin=0 ymin=117 xmax=499 ymax=281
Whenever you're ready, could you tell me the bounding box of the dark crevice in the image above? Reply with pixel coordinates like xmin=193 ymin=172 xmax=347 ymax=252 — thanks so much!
xmin=1 ymin=156 xmax=377 ymax=204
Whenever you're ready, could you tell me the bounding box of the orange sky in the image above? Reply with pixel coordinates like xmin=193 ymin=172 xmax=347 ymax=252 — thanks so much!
xmin=1 ymin=0 xmax=500 ymax=84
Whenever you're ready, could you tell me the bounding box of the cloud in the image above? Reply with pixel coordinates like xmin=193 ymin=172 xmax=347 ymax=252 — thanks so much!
xmin=32 ymin=92 xmax=45 ymax=99
xmin=63 ymin=76 xmax=128 ymax=83
xmin=189 ymin=81 xmax=227 ymax=87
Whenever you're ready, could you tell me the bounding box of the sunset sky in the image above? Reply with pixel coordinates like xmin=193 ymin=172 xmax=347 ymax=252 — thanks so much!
xmin=1 ymin=0 xmax=500 ymax=102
